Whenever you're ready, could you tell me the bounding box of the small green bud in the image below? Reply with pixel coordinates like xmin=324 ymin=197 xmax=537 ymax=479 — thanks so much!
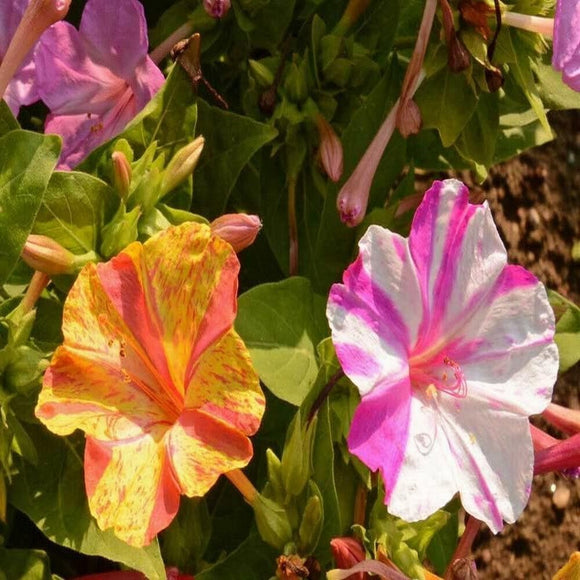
xmin=266 ymin=449 xmax=285 ymax=503
xmin=283 ymin=60 xmax=309 ymax=104
xmin=160 ymin=136 xmax=205 ymax=198
xmin=298 ymin=493 xmax=323 ymax=553
xmin=4 ymin=345 xmax=47 ymax=395
xmin=111 ymin=150 xmax=132 ymax=201
xmin=323 ymin=58 xmax=353 ymax=87
xmin=253 ymin=494 xmax=293 ymax=551
xmin=280 ymin=412 xmax=317 ymax=497
xmin=249 ymin=59 xmax=275 ymax=87
xmin=100 ymin=204 xmax=140 ymax=259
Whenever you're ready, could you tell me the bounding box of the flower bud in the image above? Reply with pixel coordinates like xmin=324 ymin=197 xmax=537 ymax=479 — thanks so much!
xmin=266 ymin=448 xmax=285 ymax=503
xmin=111 ymin=151 xmax=132 ymax=201
xmin=542 ymin=403 xmax=580 ymax=436
xmin=21 ymin=235 xmax=75 ymax=275
xmin=280 ymin=412 xmax=316 ymax=498
xmin=316 ymin=114 xmax=343 ymax=182
xmin=203 ymin=0 xmax=231 ymax=19
xmin=330 ymin=537 xmax=367 ymax=580
xmin=298 ymin=494 xmax=323 ymax=554
xmin=485 ymin=66 xmax=504 ymax=92
xmin=210 ymin=213 xmax=261 ymax=252
xmin=396 ymin=99 xmax=422 ymax=137
xmin=284 ymin=61 xmax=309 ymax=104
xmin=448 ymin=32 xmax=471 ymax=73
xmin=249 ymin=59 xmax=275 ymax=88
xmin=252 ymin=494 xmax=293 ymax=551
xmin=160 ymin=136 xmax=205 ymax=198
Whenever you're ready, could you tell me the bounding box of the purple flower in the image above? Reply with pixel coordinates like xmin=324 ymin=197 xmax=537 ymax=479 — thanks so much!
xmin=552 ymin=0 xmax=580 ymax=91
xmin=327 ymin=179 xmax=559 ymax=533
xmin=0 ymin=0 xmax=40 ymax=114
xmin=35 ymin=0 xmax=164 ymax=168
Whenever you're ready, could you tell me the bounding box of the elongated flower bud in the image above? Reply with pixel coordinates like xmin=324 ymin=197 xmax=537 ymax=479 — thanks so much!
xmin=210 ymin=213 xmax=261 ymax=252
xmin=160 ymin=136 xmax=205 ymax=198
xmin=533 ymin=428 xmax=580 ymax=477
xmin=0 ymin=0 xmax=71 ymax=101
xmin=203 ymin=0 xmax=231 ymax=19
xmin=542 ymin=403 xmax=580 ymax=436
xmin=396 ymin=99 xmax=422 ymax=137
xmin=330 ymin=537 xmax=367 ymax=580
xmin=21 ymin=235 xmax=75 ymax=275
xmin=316 ymin=114 xmax=344 ymax=182
xmin=111 ymin=151 xmax=132 ymax=201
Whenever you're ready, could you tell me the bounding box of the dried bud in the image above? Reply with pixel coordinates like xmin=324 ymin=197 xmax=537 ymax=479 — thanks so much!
xmin=448 ymin=32 xmax=471 ymax=73
xmin=203 ymin=0 xmax=231 ymax=18
xmin=21 ymin=235 xmax=75 ymax=275
xmin=210 ymin=213 xmax=262 ymax=252
xmin=111 ymin=151 xmax=132 ymax=200
xmin=396 ymin=99 xmax=422 ymax=137
xmin=259 ymin=87 xmax=277 ymax=115
xmin=160 ymin=136 xmax=205 ymax=197
xmin=485 ymin=66 xmax=504 ymax=92
xmin=316 ymin=114 xmax=344 ymax=182
xmin=276 ymin=554 xmax=309 ymax=579
xmin=450 ymin=558 xmax=479 ymax=580
xmin=330 ymin=537 xmax=367 ymax=580
xmin=459 ymin=0 xmax=494 ymax=40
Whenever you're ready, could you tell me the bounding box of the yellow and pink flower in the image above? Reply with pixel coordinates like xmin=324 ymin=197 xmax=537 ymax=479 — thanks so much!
xmin=36 ymin=222 xmax=265 ymax=547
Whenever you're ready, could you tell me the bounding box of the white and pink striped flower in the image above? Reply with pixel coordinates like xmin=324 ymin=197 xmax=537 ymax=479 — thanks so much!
xmin=327 ymin=178 xmax=559 ymax=533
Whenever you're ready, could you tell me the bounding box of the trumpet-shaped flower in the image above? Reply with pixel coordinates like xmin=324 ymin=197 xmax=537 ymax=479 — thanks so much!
xmin=36 ymin=223 xmax=265 ymax=546
xmin=34 ymin=0 xmax=164 ymax=168
xmin=552 ymin=0 xmax=580 ymax=91
xmin=327 ymin=179 xmax=558 ymax=533
xmin=0 ymin=0 xmax=40 ymax=114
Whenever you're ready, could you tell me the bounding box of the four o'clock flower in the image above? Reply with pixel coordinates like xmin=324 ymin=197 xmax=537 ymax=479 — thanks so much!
xmin=34 ymin=0 xmax=165 ymax=169
xmin=327 ymin=179 xmax=558 ymax=533
xmin=35 ymin=222 xmax=265 ymax=546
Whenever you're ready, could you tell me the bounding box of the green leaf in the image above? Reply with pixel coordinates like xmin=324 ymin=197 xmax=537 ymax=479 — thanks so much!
xmin=536 ymin=58 xmax=580 ymax=110
xmin=0 ymin=548 xmax=52 ymax=580
xmin=415 ymin=68 xmax=478 ymax=147
xmin=426 ymin=505 xmax=458 ymax=575
xmin=235 ymin=277 xmax=328 ymax=405
xmin=0 ymin=101 xmax=19 ymax=137
xmin=548 ymin=290 xmax=580 ymax=373
xmin=33 ymin=172 xmax=118 ymax=255
xmin=9 ymin=425 xmax=166 ymax=580
xmin=196 ymin=530 xmax=277 ymax=580
xmin=0 ymin=131 xmax=61 ymax=285
xmin=456 ymin=92 xmax=499 ymax=168
xmin=191 ymin=99 xmax=278 ymax=219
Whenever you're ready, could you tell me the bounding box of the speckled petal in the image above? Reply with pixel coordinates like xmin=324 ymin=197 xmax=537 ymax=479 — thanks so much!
xmin=85 ymin=431 xmax=180 ymax=547
xmin=185 ymin=329 xmax=264 ymax=434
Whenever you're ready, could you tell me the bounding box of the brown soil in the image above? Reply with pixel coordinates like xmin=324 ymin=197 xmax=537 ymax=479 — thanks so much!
xmin=419 ymin=110 xmax=580 ymax=578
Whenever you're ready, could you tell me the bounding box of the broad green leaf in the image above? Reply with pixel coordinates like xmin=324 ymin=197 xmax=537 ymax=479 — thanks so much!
xmin=196 ymin=530 xmax=277 ymax=580
xmin=9 ymin=426 xmax=166 ymax=580
xmin=426 ymin=506 xmax=459 ymax=575
xmin=456 ymin=92 xmax=499 ymax=168
xmin=536 ymin=58 xmax=580 ymax=110
xmin=192 ymin=99 xmax=278 ymax=219
xmin=548 ymin=290 xmax=580 ymax=373
xmin=415 ymin=67 xmax=478 ymax=147
xmin=0 ymin=548 xmax=51 ymax=580
xmin=236 ymin=277 xmax=328 ymax=406
xmin=33 ymin=172 xmax=118 ymax=255
xmin=0 ymin=131 xmax=60 ymax=285
xmin=0 ymin=101 xmax=19 ymax=137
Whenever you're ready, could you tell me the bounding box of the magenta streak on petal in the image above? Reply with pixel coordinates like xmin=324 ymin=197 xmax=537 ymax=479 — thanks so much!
xmin=331 ymin=342 xmax=382 ymax=380
xmin=348 ymin=377 xmax=411 ymax=502
xmin=392 ymin=236 xmax=406 ymax=261
xmin=340 ymin=255 xmax=411 ymax=349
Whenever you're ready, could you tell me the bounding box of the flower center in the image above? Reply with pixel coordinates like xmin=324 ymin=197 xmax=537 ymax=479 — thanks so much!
xmin=409 ymin=352 xmax=467 ymax=399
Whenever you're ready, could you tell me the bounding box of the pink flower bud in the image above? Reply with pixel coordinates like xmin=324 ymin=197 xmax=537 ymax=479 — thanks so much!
xmin=532 ymin=425 xmax=580 ymax=478
xmin=203 ymin=0 xmax=231 ymax=19
xmin=111 ymin=151 xmax=132 ymax=200
xmin=210 ymin=213 xmax=262 ymax=252
xmin=330 ymin=537 xmax=368 ymax=580
xmin=21 ymin=235 xmax=75 ymax=275
xmin=316 ymin=114 xmax=344 ymax=182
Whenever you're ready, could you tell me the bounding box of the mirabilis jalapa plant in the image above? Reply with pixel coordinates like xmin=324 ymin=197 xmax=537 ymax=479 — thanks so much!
xmin=0 ymin=0 xmax=578 ymax=578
